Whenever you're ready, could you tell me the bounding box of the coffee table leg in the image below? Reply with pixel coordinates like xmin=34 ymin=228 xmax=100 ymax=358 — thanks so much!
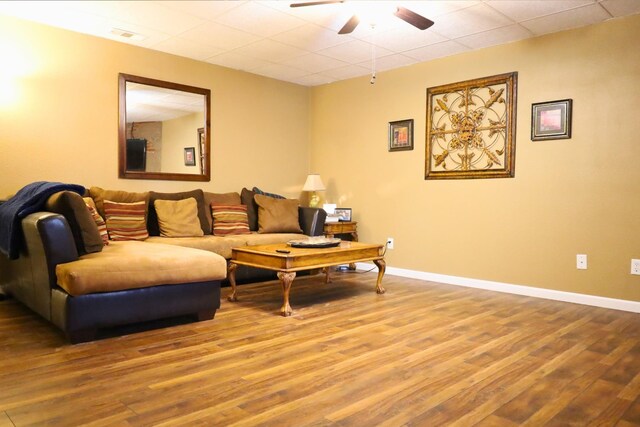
xmin=373 ymin=259 xmax=386 ymax=294
xmin=323 ymin=267 xmax=331 ymax=284
xmin=227 ymin=262 xmax=238 ymax=302
xmin=277 ymin=271 xmax=296 ymax=316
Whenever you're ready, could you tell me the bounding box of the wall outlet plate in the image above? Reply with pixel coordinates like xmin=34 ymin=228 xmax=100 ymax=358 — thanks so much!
xmin=632 ymin=259 xmax=640 ymax=275
xmin=386 ymin=238 xmax=394 ymax=250
xmin=577 ymin=254 xmax=587 ymax=270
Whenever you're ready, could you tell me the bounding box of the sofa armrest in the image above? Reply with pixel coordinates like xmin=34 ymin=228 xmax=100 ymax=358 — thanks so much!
xmin=0 ymin=212 xmax=79 ymax=321
xmin=298 ymin=207 xmax=327 ymax=236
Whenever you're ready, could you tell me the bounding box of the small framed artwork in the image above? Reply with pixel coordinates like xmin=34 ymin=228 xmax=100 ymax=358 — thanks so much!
xmin=389 ymin=119 xmax=414 ymax=152
xmin=335 ymin=208 xmax=352 ymax=222
xmin=531 ymin=99 xmax=572 ymax=141
xmin=184 ymin=147 xmax=196 ymax=166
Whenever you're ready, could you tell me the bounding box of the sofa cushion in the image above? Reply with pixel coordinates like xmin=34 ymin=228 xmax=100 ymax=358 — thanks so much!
xmin=89 ymin=186 xmax=148 ymax=220
xmin=55 ymin=241 xmax=227 ymax=296
xmin=254 ymin=194 xmax=303 ymax=234
xmin=146 ymin=235 xmax=249 ymax=259
xmin=239 ymin=232 xmax=307 ymax=247
xmin=240 ymin=187 xmax=259 ymax=232
xmin=147 ymin=189 xmax=209 ymax=237
xmin=154 ymin=198 xmax=204 ymax=238
xmin=45 ymin=191 xmax=103 ymax=255
xmin=203 ymin=192 xmax=241 ymax=231
xmin=103 ymin=200 xmax=149 ymax=241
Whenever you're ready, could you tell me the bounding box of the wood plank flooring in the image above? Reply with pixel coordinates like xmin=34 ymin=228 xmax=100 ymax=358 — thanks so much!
xmin=1 ymin=271 xmax=640 ymax=426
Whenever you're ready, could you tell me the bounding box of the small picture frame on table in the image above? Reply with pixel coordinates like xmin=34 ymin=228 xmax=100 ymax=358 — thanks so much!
xmin=184 ymin=147 xmax=196 ymax=166
xmin=531 ymin=99 xmax=572 ymax=141
xmin=335 ymin=208 xmax=352 ymax=222
xmin=389 ymin=119 xmax=414 ymax=151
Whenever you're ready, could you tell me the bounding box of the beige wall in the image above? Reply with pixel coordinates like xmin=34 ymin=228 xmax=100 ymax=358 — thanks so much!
xmin=310 ymin=15 xmax=640 ymax=302
xmin=161 ymin=112 xmax=204 ymax=175
xmin=0 ymin=15 xmax=310 ymax=198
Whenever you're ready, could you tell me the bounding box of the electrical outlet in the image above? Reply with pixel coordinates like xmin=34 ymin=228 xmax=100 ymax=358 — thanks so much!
xmin=386 ymin=238 xmax=394 ymax=250
xmin=631 ymin=259 xmax=640 ymax=275
xmin=576 ymin=254 xmax=587 ymax=270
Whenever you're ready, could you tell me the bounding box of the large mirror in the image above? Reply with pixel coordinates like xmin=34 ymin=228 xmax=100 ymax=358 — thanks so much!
xmin=118 ymin=73 xmax=210 ymax=181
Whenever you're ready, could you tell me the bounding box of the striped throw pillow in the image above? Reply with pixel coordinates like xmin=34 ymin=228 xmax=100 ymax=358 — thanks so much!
xmin=212 ymin=204 xmax=251 ymax=236
xmin=85 ymin=203 xmax=109 ymax=246
xmin=103 ymin=200 xmax=149 ymax=241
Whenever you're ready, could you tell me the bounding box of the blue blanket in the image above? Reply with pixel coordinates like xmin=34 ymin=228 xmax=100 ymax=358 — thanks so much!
xmin=0 ymin=181 xmax=85 ymax=259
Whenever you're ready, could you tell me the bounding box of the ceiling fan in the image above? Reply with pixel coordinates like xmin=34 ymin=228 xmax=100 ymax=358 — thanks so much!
xmin=290 ymin=1 xmax=434 ymax=34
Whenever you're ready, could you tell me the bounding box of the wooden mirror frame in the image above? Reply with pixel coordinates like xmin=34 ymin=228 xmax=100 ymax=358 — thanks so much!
xmin=118 ymin=73 xmax=211 ymax=181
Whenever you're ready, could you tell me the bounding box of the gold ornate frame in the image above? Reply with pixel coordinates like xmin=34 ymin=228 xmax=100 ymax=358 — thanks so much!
xmin=425 ymin=72 xmax=518 ymax=180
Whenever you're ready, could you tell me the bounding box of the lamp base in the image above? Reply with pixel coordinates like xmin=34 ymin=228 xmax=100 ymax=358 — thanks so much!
xmin=309 ymin=192 xmax=320 ymax=208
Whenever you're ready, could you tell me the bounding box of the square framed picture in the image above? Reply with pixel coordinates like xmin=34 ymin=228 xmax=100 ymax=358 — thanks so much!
xmin=334 ymin=208 xmax=352 ymax=222
xmin=531 ymin=99 xmax=572 ymax=141
xmin=389 ymin=119 xmax=414 ymax=152
xmin=184 ymin=147 xmax=196 ymax=166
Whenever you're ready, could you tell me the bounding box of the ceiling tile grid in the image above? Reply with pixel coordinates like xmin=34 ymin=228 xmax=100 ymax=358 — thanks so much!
xmin=0 ymin=0 xmax=637 ymax=86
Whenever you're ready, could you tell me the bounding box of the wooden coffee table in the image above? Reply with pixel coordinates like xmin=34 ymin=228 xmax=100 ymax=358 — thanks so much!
xmin=227 ymin=241 xmax=386 ymax=316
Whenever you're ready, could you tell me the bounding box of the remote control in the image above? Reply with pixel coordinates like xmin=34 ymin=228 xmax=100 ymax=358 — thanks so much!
xmin=276 ymin=249 xmax=290 ymax=254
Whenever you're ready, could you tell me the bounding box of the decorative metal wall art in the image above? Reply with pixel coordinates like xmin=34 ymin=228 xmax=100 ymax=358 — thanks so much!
xmin=425 ymin=72 xmax=518 ymax=180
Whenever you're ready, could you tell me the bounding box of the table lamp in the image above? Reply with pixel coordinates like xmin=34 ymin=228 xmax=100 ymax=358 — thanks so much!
xmin=302 ymin=174 xmax=325 ymax=208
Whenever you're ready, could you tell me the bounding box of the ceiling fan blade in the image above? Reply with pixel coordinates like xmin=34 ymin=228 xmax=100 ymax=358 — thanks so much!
xmin=394 ymin=6 xmax=434 ymax=30
xmin=338 ymin=15 xmax=359 ymax=34
xmin=290 ymin=1 xmax=344 ymax=7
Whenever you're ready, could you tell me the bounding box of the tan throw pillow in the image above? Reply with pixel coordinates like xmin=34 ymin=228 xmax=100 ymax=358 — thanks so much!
xmin=103 ymin=200 xmax=149 ymax=241
xmin=154 ymin=198 xmax=204 ymax=238
xmin=254 ymin=194 xmax=302 ymax=234
xmin=212 ymin=204 xmax=251 ymax=236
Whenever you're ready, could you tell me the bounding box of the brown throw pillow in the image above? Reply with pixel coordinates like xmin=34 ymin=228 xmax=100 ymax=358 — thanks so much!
xmin=204 ymin=192 xmax=241 ymax=232
xmin=254 ymin=194 xmax=302 ymax=234
xmin=45 ymin=191 xmax=104 ymax=255
xmin=241 ymin=187 xmax=259 ymax=231
xmin=154 ymin=198 xmax=204 ymax=238
xmin=147 ymin=190 xmax=209 ymax=236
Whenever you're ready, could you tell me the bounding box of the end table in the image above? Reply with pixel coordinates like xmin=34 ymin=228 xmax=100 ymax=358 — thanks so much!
xmin=324 ymin=221 xmax=358 ymax=269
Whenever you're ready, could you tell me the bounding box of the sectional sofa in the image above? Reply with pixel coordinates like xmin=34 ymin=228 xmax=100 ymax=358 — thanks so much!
xmin=0 ymin=185 xmax=326 ymax=343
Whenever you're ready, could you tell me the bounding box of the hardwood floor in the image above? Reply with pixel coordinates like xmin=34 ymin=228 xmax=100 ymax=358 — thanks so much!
xmin=1 ymin=271 xmax=640 ymax=426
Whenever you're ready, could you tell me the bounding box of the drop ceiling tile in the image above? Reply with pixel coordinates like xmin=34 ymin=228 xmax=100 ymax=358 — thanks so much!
xmin=151 ymin=37 xmax=225 ymax=61
xmin=232 ymin=39 xmax=307 ymax=62
xmin=178 ymin=22 xmax=260 ymax=50
xmin=403 ymin=40 xmax=470 ymax=62
xmin=317 ymin=39 xmax=394 ymax=64
xmin=161 ymin=1 xmax=247 ymax=21
xmin=456 ymin=24 xmax=532 ymax=49
xmin=359 ymin=54 xmax=418 ymax=72
xmin=321 ymin=64 xmax=371 ymax=80
xmin=288 ymin=73 xmax=336 ymax=87
xmin=600 ymin=0 xmax=640 ymax=17
xmin=432 ymin=3 xmax=515 ymax=39
xmin=400 ymin=1 xmax=481 ymax=18
xmin=281 ymin=53 xmax=349 ymax=73
xmin=520 ymin=3 xmax=612 ymax=35
xmin=215 ymin=1 xmax=306 ymax=37
xmin=372 ymin=27 xmax=448 ymax=52
xmin=270 ymin=23 xmax=353 ymax=51
xmin=205 ymin=52 xmax=274 ymax=72
xmin=486 ymin=0 xmax=595 ymax=22
xmin=104 ymin=1 xmax=206 ymax=36
xmin=251 ymin=63 xmax=309 ymax=80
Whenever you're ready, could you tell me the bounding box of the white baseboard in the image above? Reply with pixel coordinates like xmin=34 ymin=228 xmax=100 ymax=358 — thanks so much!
xmin=354 ymin=263 xmax=640 ymax=313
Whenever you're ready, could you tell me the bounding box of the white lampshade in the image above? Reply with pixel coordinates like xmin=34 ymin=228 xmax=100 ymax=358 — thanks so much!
xmin=302 ymin=174 xmax=325 ymax=192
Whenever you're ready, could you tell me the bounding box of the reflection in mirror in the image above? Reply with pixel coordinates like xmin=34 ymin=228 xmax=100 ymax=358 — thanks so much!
xmin=118 ymin=73 xmax=210 ymax=181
